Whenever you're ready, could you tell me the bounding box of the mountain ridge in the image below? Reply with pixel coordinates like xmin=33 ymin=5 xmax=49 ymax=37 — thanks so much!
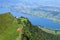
xmin=0 ymin=12 xmax=60 ymax=40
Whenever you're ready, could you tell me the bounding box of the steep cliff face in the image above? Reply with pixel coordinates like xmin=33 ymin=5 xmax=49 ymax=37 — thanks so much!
xmin=0 ymin=12 xmax=60 ymax=40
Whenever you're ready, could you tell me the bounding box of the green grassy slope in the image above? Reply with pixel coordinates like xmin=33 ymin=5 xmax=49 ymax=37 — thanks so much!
xmin=0 ymin=12 xmax=60 ymax=40
xmin=0 ymin=12 xmax=21 ymax=40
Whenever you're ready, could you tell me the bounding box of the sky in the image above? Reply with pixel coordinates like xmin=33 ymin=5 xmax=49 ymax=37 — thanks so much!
xmin=0 ymin=0 xmax=60 ymax=12
xmin=0 ymin=0 xmax=60 ymax=8
xmin=0 ymin=0 xmax=60 ymax=14
xmin=0 ymin=0 xmax=60 ymax=5
xmin=0 ymin=0 xmax=60 ymax=9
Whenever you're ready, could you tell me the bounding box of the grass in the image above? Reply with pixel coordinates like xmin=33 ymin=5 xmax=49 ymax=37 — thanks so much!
xmin=0 ymin=12 xmax=20 ymax=40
